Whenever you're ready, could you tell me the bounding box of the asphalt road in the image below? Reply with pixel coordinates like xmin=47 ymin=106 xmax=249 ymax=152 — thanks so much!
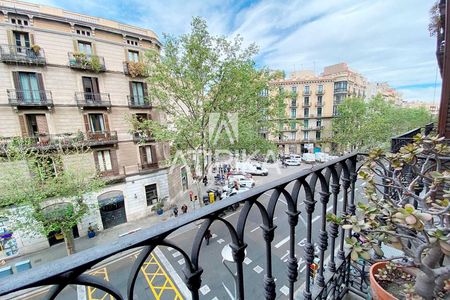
xmin=17 ymin=162 xmax=366 ymax=300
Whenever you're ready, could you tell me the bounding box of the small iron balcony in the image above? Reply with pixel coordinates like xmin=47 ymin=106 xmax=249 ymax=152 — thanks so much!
xmin=128 ymin=95 xmax=151 ymax=108
xmin=68 ymin=52 xmax=106 ymax=72
xmin=7 ymin=89 xmax=53 ymax=109
xmin=86 ymin=131 xmax=118 ymax=145
xmin=75 ymin=92 xmax=111 ymax=108
xmin=0 ymin=45 xmax=46 ymax=65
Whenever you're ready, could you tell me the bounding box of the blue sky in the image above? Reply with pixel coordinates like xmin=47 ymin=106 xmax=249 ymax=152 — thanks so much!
xmin=27 ymin=0 xmax=441 ymax=103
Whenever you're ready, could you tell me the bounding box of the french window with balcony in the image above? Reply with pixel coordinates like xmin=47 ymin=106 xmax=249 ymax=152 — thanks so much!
xmin=317 ymin=120 xmax=322 ymax=127
xmin=128 ymin=50 xmax=139 ymax=62
xmin=129 ymin=81 xmax=148 ymax=106
xmin=77 ymin=41 xmax=92 ymax=55
xmin=145 ymin=184 xmax=158 ymax=206
xmin=304 ymin=107 xmax=309 ymax=117
xmin=304 ymin=119 xmax=309 ymax=128
xmin=14 ymin=31 xmax=30 ymax=50
xmin=96 ymin=150 xmax=113 ymax=173
xmin=139 ymin=145 xmax=157 ymax=168
xmin=317 ymin=84 xmax=323 ymax=93
xmin=290 ymin=108 xmax=296 ymax=118
xmin=89 ymin=114 xmax=105 ymax=132
xmin=317 ymin=95 xmax=323 ymax=105
xmin=316 ymin=131 xmax=321 ymax=140
xmin=317 ymin=107 xmax=322 ymax=117
xmin=303 ymin=131 xmax=309 ymax=140
xmin=12 ymin=71 xmax=47 ymax=104
xmin=304 ymin=85 xmax=310 ymax=94
xmin=304 ymin=96 xmax=309 ymax=106
xmin=82 ymin=76 xmax=100 ymax=102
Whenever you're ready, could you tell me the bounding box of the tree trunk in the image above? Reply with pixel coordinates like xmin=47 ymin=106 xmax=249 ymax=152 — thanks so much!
xmin=63 ymin=229 xmax=76 ymax=255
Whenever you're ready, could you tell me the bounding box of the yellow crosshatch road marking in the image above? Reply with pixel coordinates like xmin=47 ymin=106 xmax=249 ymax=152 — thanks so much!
xmin=137 ymin=253 xmax=183 ymax=300
xmin=87 ymin=267 xmax=113 ymax=300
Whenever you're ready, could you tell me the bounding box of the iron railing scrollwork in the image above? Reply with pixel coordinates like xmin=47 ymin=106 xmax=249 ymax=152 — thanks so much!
xmin=0 ymin=153 xmax=367 ymax=300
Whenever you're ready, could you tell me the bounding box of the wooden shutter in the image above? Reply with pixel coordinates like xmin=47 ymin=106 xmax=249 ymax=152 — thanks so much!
xmin=29 ymin=33 xmax=35 ymax=45
xmin=143 ymin=82 xmax=148 ymax=97
xmin=151 ymin=145 xmax=157 ymax=163
xmin=139 ymin=146 xmax=147 ymax=164
xmin=93 ymin=151 xmax=100 ymax=172
xmin=83 ymin=114 xmax=90 ymax=132
xmin=103 ymin=114 xmax=110 ymax=131
xmin=129 ymin=81 xmax=134 ymax=99
xmin=7 ymin=30 xmax=14 ymax=46
xmin=18 ymin=115 xmax=28 ymax=137
xmin=12 ymin=71 xmax=21 ymax=90
xmin=36 ymin=73 xmax=46 ymax=100
xmin=72 ymin=40 xmax=79 ymax=52
xmin=110 ymin=149 xmax=119 ymax=175
xmin=92 ymin=77 xmax=100 ymax=94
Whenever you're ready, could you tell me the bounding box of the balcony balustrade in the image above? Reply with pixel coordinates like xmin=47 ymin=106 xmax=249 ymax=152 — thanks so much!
xmin=132 ymin=131 xmax=154 ymax=143
xmin=0 ymin=45 xmax=46 ymax=65
xmin=75 ymin=92 xmax=111 ymax=108
xmin=68 ymin=52 xmax=106 ymax=72
xmin=303 ymin=90 xmax=311 ymax=96
xmin=128 ymin=95 xmax=151 ymax=108
xmin=7 ymin=89 xmax=53 ymax=109
xmin=123 ymin=61 xmax=148 ymax=77
xmin=86 ymin=131 xmax=118 ymax=144
xmin=333 ymin=88 xmax=348 ymax=94
xmin=0 ymin=153 xmax=369 ymax=300
xmin=391 ymin=123 xmax=434 ymax=153
xmin=316 ymin=90 xmax=324 ymax=95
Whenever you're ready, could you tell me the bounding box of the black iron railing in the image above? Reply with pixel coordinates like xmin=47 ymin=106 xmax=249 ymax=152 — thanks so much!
xmin=68 ymin=52 xmax=106 ymax=72
xmin=0 ymin=153 xmax=366 ymax=300
xmin=127 ymin=95 xmax=151 ymax=108
xmin=75 ymin=92 xmax=111 ymax=108
xmin=333 ymin=88 xmax=347 ymax=94
xmin=7 ymin=89 xmax=53 ymax=107
xmin=391 ymin=123 xmax=434 ymax=153
xmin=0 ymin=45 xmax=46 ymax=65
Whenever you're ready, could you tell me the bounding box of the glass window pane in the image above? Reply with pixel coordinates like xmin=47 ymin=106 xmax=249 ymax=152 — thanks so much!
xmin=145 ymin=146 xmax=152 ymax=163
xmin=97 ymin=152 xmax=105 ymax=172
xmin=104 ymin=151 xmax=112 ymax=170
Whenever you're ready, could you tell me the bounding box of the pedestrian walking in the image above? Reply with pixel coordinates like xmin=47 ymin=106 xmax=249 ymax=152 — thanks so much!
xmin=181 ymin=204 xmax=188 ymax=214
xmin=203 ymin=175 xmax=208 ymax=186
xmin=204 ymin=229 xmax=212 ymax=245
xmin=189 ymin=191 xmax=193 ymax=202
xmin=173 ymin=206 xmax=178 ymax=217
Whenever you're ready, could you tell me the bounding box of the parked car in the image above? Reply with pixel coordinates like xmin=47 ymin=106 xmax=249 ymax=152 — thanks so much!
xmin=285 ymin=159 xmax=301 ymax=166
xmin=227 ymin=174 xmax=255 ymax=189
xmin=236 ymin=162 xmax=268 ymax=176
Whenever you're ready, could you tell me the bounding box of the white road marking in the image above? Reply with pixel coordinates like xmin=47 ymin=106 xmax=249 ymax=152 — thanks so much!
xmin=211 ymin=233 xmax=218 ymax=239
xmin=173 ymin=251 xmax=181 ymax=258
xmin=222 ymin=282 xmax=235 ymax=300
xmin=355 ymin=188 xmax=359 ymax=191
xmin=76 ymin=286 xmax=86 ymax=300
xmin=178 ymin=258 xmax=185 ymax=265
xmin=299 ymin=215 xmax=307 ymax=226
xmin=224 ymin=211 xmax=239 ymax=219
xmin=253 ymin=265 xmax=263 ymax=274
xmin=217 ymin=238 xmax=225 ymax=244
xmin=300 ymin=265 xmax=306 ymax=272
xmin=298 ymin=238 xmax=306 ymax=247
xmin=154 ymin=247 xmax=191 ymax=299
xmin=326 ymin=206 xmax=333 ymax=212
xmin=263 ymin=192 xmax=287 ymax=205
xmin=200 ymin=285 xmax=211 ymax=295
xmin=244 ymin=257 xmax=252 ymax=265
xmin=339 ymin=197 xmax=343 ymax=202
xmin=250 ymin=226 xmax=260 ymax=233
xmin=280 ymin=250 xmax=289 ymax=260
xmin=211 ymin=297 xmax=219 ymax=300
xmin=312 ymin=216 xmax=321 ymax=223
xmin=273 ymin=216 xmax=278 ymax=220
xmin=167 ymin=247 xmax=174 ymax=252
xmin=280 ymin=285 xmax=289 ymax=296
xmin=362 ymin=182 xmax=367 ymax=187
xmin=275 ymin=236 xmax=290 ymax=248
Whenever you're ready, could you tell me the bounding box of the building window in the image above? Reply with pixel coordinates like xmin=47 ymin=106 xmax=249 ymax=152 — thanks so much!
xmin=333 ymin=105 xmax=338 ymax=115
xmin=278 ymin=86 xmax=284 ymax=94
xmin=14 ymin=31 xmax=30 ymax=48
xmin=316 ymin=131 xmax=321 ymax=140
xmin=316 ymin=120 xmax=322 ymax=127
xmin=260 ymin=88 xmax=268 ymax=97
xmin=76 ymin=28 xmax=91 ymax=37
xmin=128 ymin=50 xmax=139 ymax=62
xmin=317 ymin=107 xmax=322 ymax=117
xmin=292 ymin=86 xmax=297 ymax=93
xmin=18 ymin=72 xmax=41 ymax=102
xmin=289 ymin=132 xmax=296 ymax=141
xmin=291 ymin=99 xmax=296 ymax=107
xmin=304 ymin=119 xmax=309 ymax=128
xmin=10 ymin=17 xmax=29 ymax=26
xmin=139 ymin=145 xmax=154 ymax=166
xmin=304 ymin=97 xmax=309 ymax=106
xmin=304 ymin=108 xmax=309 ymax=117
xmin=89 ymin=114 xmax=105 ymax=132
xmin=78 ymin=41 xmax=92 ymax=55
xmin=131 ymin=81 xmax=145 ymax=103
xmin=317 ymin=95 xmax=323 ymax=105
xmin=290 ymin=122 xmax=296 ymax=130
xmin=334 ymin=81 xmax=347 ymax=92
xmin=318 ymin=85 xmax=323 ymax=93
xmin=303 ymin=131 xmax=309 ymax=140
xmin=26 ymin=114 xmax=48 ymax=137
xmin=126 ymin=38 xmax=139 ymax=46
xmin=96 ymin=150 xmax=112 ymax=172
xmin=304 ymin=85 xmax=310 ymax=93
xmin=291 ymin=108 xmax=296 ymax=118
xmin=145 ymin=184 xmax=158 ymax=206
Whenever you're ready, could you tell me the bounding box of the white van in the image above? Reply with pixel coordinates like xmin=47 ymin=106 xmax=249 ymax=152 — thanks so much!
xmin=236 ymin=162 xmax=268 ymax=176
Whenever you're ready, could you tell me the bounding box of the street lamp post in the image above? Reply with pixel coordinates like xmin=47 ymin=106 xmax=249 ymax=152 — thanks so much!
xmin=221 ymin=244 xmax=247 ymax=300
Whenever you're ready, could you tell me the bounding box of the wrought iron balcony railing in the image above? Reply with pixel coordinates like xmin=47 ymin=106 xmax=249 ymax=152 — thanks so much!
xmin=123 ymin=61 xmax=149 ymax=77
xmin=303 ymin=90 xmax=311 ymax=96
xmin=391 ymin=123 xmax=434 ymax=153
xmin=128 ymin=95 xmax=151 ymax=108
xmin=0 ymin=153 xmax=367 ymax=300
xmin=0 ymin=44 xmax=46 ymax=65
xmin=132 ymin=131 xmax=154 ymax=142
xmin=86 ymin=131 xmax=118 ymax=144
xmin=7 ymin=89 xmax=53 ymax=108
xmin=68 ymin=52 xmax=106 ymax=72
xmin=75 ymin=92 xmax=111 ymax=108
xmin=316 ymin=90 xmax=324 ymax=95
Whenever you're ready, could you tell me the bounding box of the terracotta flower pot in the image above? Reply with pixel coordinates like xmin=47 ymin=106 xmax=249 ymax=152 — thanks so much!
xmin=370 ymin=261 xmax=398 ymax=300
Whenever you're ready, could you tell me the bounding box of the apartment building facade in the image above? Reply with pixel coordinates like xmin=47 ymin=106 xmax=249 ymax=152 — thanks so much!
xmin=0 ymin=1 xmax=190 ymax=257
xmin=271 ymin=63 xmax=367 ymax=154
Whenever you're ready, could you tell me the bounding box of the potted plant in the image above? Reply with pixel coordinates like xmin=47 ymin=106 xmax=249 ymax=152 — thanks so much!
xmin=328 ymin=135 xmax=450 ymax=300
xmin=30 ymin=44 xmax=41 ymax=55
xmin=90 ymin=55 xmax=103 ymax=73
xmin=151 ymin=200 xmax=165 ymax=215
xmin=127 ymin=61 xmax=148 ymax=77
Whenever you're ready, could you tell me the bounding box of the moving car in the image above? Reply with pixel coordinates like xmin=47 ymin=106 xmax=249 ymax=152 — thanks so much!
xmin=236 ymin=162 xmax=269 ymax=176
xmin=285 ymin=159 xmax=301 ymax=166
xmin=227 ymin=174 xmax=255 ymax=189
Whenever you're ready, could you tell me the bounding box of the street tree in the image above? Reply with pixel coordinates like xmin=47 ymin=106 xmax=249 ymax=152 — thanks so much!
xmin=133 ymin=17 xmax=277 ymax=181
xmin=0 ymin=138 xmax=104 ymax=255
xmin=332 ymin=95 xmax=433 ymax=152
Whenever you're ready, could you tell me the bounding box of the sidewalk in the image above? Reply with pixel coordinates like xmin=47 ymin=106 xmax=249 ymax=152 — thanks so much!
xmin=2 ymin=193 xmax=199 ymax=272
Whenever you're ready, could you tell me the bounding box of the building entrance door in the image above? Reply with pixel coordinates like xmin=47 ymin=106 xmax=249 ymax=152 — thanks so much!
xmin=98 ymin=191 xmax=127 ymax=230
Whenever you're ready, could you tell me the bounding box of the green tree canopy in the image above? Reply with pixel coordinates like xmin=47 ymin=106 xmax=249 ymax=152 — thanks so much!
xmin=332 ymin=95 xmax=433 ymax=152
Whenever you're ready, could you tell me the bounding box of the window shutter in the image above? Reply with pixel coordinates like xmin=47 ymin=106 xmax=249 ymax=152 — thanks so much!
xmin=18 ymin=115 xmax=28 ymax=137
xmin=7 ymin=30 xmax=14 ymax=46
xmin=129 ymin=81 xmax=134 ymax=99
xmin=92 ymin=77 xmax=100 ymax=94
xmin=110 ymin=149 xmax=119 ymax=175
xmin=36 ymin=73 xmax=47 ymax=101
xmin=36 ymin=114 xmax=49 ymax=134
xmin=143 ymin=82 xmax=148 ymax=98
xmin=151 ymin=145 xmax=157 ymax=164
xmin=139 ymin=146 xmax=147 ymax=164
xmin=12 ymin=71 xmax=21 ymax=90
xmin=29 ymin=33 xmax=35 ymax=45
xmin=103 ymin=114 xmax=110 ymax=131
xmin=72 ymin=40 xmax=79 ymax=52
xmin=83 ymin=114 xmax=90 ymax=132
xmin=93 ymin=151 xmax=100 ymax=172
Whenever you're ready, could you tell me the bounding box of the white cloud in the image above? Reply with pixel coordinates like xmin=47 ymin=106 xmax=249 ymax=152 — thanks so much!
xmin=25 ymin=0 xmax=441 ymax=102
